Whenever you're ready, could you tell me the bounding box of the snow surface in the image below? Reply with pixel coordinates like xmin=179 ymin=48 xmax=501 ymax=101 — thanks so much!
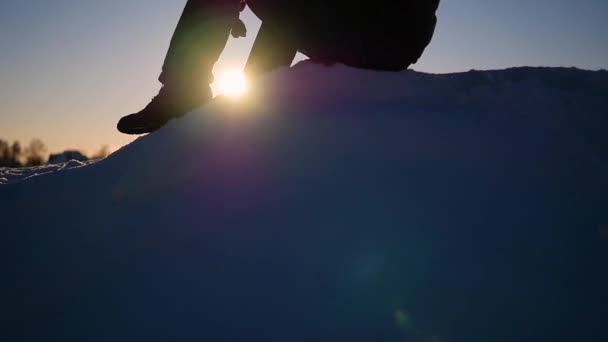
xmin=0 ymin=160 xmax=92 ymax=185
xmin=1 ymin=61 xmax=607 ymax=341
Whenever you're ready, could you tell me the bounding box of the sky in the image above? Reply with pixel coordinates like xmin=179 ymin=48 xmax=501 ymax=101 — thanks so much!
xmin=1 ymin=0 xmax=607 ymax=155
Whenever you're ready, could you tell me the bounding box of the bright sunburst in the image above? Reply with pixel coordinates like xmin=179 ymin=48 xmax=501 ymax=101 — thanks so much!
xmin=219 ymin=69 xmax=247 ymax=96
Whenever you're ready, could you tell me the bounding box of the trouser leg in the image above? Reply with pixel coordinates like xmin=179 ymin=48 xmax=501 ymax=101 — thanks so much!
xmin=244 ymin=21 xmax=298 ymax=78
xmin=159 ymin=0 xmax=241 ymax=86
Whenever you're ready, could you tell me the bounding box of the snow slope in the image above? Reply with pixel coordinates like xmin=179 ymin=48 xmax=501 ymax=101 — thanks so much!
xmin=1 ymin=61 xmax=607 ymax=341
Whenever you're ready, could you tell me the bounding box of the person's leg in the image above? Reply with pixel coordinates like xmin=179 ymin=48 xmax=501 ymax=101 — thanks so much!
xmin=244 ymin=21 xmax=297 ymax=78
xmin=118 ymin=0 xmax=241 ymax=135
xmin=160 ymin=0 xmax=241 ymax=86
xmin=248 ymin=0 xmax=439 ymax=72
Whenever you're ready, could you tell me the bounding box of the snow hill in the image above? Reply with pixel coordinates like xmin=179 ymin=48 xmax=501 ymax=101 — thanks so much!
xmin=1 ymin=61 xmax=607 ymax=341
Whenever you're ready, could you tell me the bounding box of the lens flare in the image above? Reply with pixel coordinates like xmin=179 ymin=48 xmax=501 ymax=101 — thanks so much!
xmin=219 ymin=69 xmax=247 ymax=97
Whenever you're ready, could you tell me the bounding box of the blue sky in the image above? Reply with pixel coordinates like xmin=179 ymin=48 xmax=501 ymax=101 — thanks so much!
xmin=1 ymin=0 xmax=607 ymax=153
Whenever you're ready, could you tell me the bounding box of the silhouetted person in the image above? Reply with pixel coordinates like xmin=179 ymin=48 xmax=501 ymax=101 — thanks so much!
xmin=117 ymin=0 xmax=440 ymax=134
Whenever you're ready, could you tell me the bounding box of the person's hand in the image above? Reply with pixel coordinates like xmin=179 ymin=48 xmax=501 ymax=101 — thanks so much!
xmin=231 ymin=1 xmax=247 ymax=38
xmin=231 ymin=18 xmax=247 ymax=38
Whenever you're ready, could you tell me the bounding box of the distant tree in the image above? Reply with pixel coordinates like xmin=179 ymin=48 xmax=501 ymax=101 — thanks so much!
xmin=0 ymin=139 xmax=8 ymax=166
xmin=90 ymin=145 xmax=110 ymax=160
xmin=1 ymin=138 xmax=111 ymax=167
xmin=11 ymin=141 xmax=22 ymax=161
xmin=24 ymin=139 xmax=47 ymax=167
xmin=10 ymin=141 xmax=23 ymax=167
xmin=0 ymin=139 xmax=23 ymax=167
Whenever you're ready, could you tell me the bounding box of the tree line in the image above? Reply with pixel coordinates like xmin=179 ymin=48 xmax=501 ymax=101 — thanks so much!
xmin=0 ymin=138 xmax=109 ymax=168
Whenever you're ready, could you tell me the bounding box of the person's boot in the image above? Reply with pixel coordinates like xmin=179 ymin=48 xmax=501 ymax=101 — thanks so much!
xmin=117 ymin=83 xmax=212 ymax=135
xmin=117 ymin=0 xmax=243 ymax=135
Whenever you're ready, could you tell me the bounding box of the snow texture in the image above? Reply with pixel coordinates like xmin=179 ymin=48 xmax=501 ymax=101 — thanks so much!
xmin=0 ymin=160 xmax=91 ymax=185
xmin=1 ymin=61 xmax=607 ymax=341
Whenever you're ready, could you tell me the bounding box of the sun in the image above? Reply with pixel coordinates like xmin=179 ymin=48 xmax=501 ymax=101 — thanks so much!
xmin=219 ymin=69 xmax=247 ymax=96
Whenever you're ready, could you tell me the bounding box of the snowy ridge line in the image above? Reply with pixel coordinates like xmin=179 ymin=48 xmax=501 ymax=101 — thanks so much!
xmin=259 ymin=64 xmax=608 ymax=113
xmin=1 ymin=62 xmax=606 ymax=188
xmin=0 ymin=159 xmax=94 ymax=185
